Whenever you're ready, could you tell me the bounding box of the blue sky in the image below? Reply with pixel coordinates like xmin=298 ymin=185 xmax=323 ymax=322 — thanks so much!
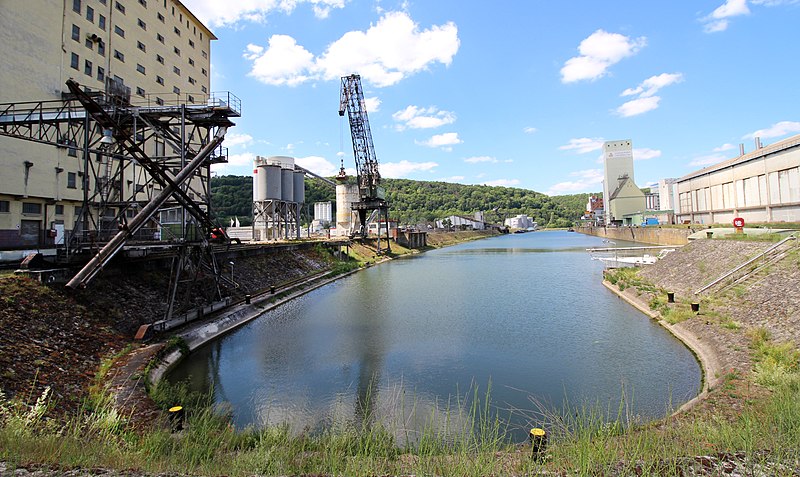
xmin=184 ymin=0 xmax=800 ymax=196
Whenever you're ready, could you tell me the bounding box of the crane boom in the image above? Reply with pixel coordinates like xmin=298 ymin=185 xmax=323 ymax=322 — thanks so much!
xmin=339 ymin=74 xmax=383 ymax=201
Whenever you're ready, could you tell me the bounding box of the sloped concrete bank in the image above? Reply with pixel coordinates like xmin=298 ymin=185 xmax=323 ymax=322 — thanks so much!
xmin=577 ymin=225 xmax=693 ymax=245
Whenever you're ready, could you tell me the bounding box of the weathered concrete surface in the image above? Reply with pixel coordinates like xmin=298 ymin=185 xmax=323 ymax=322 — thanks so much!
xmin=577 ymin=225 xmax=693 ymax=245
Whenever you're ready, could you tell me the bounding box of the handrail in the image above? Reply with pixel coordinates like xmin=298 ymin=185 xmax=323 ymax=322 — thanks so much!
xmin=694 ymin=235 xmax=797 ymax=295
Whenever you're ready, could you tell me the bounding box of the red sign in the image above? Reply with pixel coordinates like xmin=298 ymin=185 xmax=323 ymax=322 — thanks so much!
xmin=733 ymin=217 xmax=745 ymax=228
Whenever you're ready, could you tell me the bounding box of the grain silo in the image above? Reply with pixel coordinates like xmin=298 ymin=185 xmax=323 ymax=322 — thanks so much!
xmin=335 ymin=183 xmax=360 ymax=236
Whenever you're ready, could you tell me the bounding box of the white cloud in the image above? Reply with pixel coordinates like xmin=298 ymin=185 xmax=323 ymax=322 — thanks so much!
xmin=364 ymin=96 xmax=381 ymax=113
xmin=380 ymin=160 xmax=438 ymax=178
xmin=523 ymin=126 xmax=538 ymax=134
xmin=560 ymin=30 xmax=646 ymax=83
xmin=713 ymin=143 xmax=737 ymax=152
xmin=295 ymin=155 xmax=345 ymax=177
xmin=621 ymin=73 xmax=684 ymax=98
xmin=392 ymin=105 xmax=456 ymax=130
xmin=482 ymin=179 xmax=521 ymax=187
xmin=244 ymin=11 xmax=459 ymax=88
xmin=463 ymin=156 xmax=497 ymax=164
xmin=224 ymin=132 xmax=254 ymax=148
xmin=617 ymin=73 xmax=682 ymax=117
xmin=416 ymin=132 xmax=462 ymax=150
xmin=743 ymin=121 xmax=800 ymax=139
xmin=244 ymin=36 xmax=315 ymax=86
xmin=559 ymin=137 xmax=605 ymax=154
xmin=211 ymin=152 xmax=256 ymax=175
xmin=702 ymin=0 xmax=750 ymax=33
xmin=689 ymin=154 xmax=728 ymax=167
xmin=633 ymin=148 xmax=662 ymax=160
xmin=545 ymin=169 xmax=604 ymax=195
xmin=181 ymin=0 xmax=346 ymax=28
xmin=616 ymin=96 xmax=661 ymax=117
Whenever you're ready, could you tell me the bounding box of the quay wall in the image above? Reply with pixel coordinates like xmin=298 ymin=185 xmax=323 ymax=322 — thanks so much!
xmin=576 ymin=226 xmax=692 ymax=245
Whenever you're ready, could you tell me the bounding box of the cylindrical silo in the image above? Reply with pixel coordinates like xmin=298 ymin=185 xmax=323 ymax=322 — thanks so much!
xmin=336 ymin=183 xmax=360 ymax=235
xmin=293 ymin=170 xmax=305 ymax=204
xmin=264 ymin=164 xmax=282 ymax=200
xmin=281 ymin=168 xmax=294 ymax=202
xmin=254 ymin=165 xmax=268 ymax=202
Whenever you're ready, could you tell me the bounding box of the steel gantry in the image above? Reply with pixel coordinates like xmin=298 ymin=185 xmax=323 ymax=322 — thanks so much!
xmin=0 ymin=79 xmax=241 ymax=316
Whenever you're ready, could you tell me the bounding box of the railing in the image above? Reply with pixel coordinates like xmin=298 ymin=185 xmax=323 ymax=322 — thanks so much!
xmin=694 ymin=235 xmax=797 ymax=295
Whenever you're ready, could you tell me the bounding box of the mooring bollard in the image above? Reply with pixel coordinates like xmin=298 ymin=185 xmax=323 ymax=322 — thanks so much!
xmin=667 ymin=292 xmax=675 ymax=303
xmin=168 ymin=405 xmax=185 ymax=432
xmin=530 ymin=427 xmax=547 ymax=460
xmin=245 ymin=294 xmax=251 ymax=304
xmin=691 ymin=302 xmax=700 ymax=313
xmin=270 ymin=285 xmax=276 ymax=294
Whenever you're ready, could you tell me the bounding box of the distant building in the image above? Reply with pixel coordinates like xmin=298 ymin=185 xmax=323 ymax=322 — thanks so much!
xmin=602 ymin=140 xmax=646 ymax=225
xmin=314 ymin=201 xmax=333 ymax=223
xmin=504 ymin=214 xmax=536 ymax=229
xmin=645 ymin=190 xmax=660 ymax=210
xmin=582 ymin=196 xmax=604 ymax=224
xmin=436 ymin=215 xmax=486 ymax=230
xmin=675 ymin=135 xmax=800 ymax=224
xmin=658 ymin=178 xmax=679 ymax=214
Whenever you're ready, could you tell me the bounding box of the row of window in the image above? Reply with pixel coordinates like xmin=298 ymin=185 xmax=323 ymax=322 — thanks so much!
xmin=73 ymin=0 xmax=208 ymax=44
xmin=679 ymin=167 xmax=800 ymax=213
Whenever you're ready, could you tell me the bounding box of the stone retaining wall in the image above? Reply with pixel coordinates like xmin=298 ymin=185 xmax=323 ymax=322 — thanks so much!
xmin=576 ymin=226 xmax=693 ymax=245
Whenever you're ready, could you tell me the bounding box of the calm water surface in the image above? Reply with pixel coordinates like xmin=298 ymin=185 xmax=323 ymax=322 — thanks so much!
xmin=168 ymin=231 xmax=701 ymax=442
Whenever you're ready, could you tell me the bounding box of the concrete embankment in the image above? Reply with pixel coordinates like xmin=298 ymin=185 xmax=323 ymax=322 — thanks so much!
xmin=576 ymin=225 xmax=693 ymax=245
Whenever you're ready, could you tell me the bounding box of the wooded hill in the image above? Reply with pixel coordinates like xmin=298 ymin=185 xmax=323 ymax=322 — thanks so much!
xmin=210 ymin=175 xmax=595 ymax=228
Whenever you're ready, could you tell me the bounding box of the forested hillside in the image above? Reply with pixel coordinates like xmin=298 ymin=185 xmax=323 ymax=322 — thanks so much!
xmin=210 ymin=175 xmax=596 ymax=228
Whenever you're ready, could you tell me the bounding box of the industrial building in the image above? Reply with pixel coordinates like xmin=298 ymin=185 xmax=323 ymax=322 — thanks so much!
xmin=0 ymin=0 xmax=219 ymax=253
xmin=251 ymin=155 xmax=306 ymax=240
xmin=675 ymin=135 xmax=800 ymax=224
xmin=602 ymin=139 xmax=646 ymax=225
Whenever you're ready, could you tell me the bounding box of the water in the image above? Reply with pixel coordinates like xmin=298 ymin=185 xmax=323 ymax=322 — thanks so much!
xmin=168 ymin=231 xmax=701 ymax=443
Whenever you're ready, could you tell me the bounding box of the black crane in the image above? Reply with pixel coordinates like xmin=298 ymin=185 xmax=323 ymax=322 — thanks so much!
xmin=339 ymin=74 xmax=391 ymax=252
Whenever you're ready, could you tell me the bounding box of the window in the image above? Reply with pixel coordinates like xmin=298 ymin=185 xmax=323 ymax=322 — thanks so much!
xmin=113 ymin=50 xmax=124 ymax=61
xmin=138 ymin=0 xmax=146 ymax=6
xmin=70 ymin=52 xmax=79 ymax=70
xmin=174 ymin=26 xmax=181 ymax=36
xmin=173 ymin=86 xmax=180 ymax=94
xmin=201 ymin=85 xmax=207 ymax=93
xmin=55 ymin=204 xmax=64 ymax=215
xmin=85 ymin=38 xmax=93 ymax=49
xmin=155 ymin=97 xmax=164 ymax=106
xmin=136 ymin=64 xmax=145 ymax=74
xmin=173 ymin=46 xmax=180 ymax=56
xmin=173 ymin=66 xmax=180 ymax=75
xmin=188 ymin=57 xmax=194 ymax=66
xmin=138 ymin=19 xmax=146 ymax=30
xmin=201 ymin=67 xmax=206 ymax=76
xmin=115 ymin=1 xmax=125 ymax=14
xmin=0 ymin=201 xmax=9 ymax=213
xmin=137 ymin=41 xmax=146 ymax=52
xmin=201 ymin=50 xmax=207 ymax=59
xmin=84 ymin=59 xmax=92 ymax=76
xmin=22 ymin=203 xmax=42 ymax=215
xmin=67 ymin=172 xmax=77 ymax=189
xmin=86 ymin=5 xmax=94 ymax=22
xmin=157 ymin=12 xmax=164 ymax=22
xmin=72 ymin=24 xmax=80 ymax=42
xmin=136 ymin=86 xmax=145 ymax=96
xmin=188 ymin=77 xmax=195 ymax=85
xmin=97 ymin=41 xmax=105 ymax=56
xmin=188 ymin=39 xmax=194 ymax=48
xmin=72 ymin=0 xmax=81 ymax=13
xmin=114 ymin=25 xmax=125 ymax=37
xmin=156 ymin=54 xmax=164 ymax=64
xmin=156 ymin=75 xmax=164 ymax=85
xmin=187 ymin=95 xmax=194 ymax=103
xmin=157 ymin=33 xmax=164 ymax=43
xmin=99 ymin=14 xmax=106 ymax=30
xmin=97 ymin=66 xmax=105 ymax=81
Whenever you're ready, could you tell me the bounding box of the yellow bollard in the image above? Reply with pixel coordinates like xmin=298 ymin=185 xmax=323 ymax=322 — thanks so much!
xmin=168 ymin=405 xmax=185 ymax=432
xmin=530 ymin=427 xmax=547 ymax=460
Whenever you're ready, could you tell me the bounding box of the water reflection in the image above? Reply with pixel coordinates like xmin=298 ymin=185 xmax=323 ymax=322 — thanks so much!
xmin=168 ymin=231 xmax=700 ymax=443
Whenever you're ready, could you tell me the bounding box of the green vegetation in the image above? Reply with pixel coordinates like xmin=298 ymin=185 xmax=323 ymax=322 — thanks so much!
xmin=211 ymin=175 xmax=592 ymax=228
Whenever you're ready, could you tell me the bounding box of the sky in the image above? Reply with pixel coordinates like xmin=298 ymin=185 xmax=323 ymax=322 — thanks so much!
xmin=184 ymin=0 xmax=800 ymax=196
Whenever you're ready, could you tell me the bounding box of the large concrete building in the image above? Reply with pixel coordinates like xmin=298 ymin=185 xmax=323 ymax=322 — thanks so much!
xmin=675 ymin=135 xmax=800 ymax=224
xmin=0 ymin=0 xmax=216 ymax=250
xmin=602 ymin=139 xmax=646 ymax=225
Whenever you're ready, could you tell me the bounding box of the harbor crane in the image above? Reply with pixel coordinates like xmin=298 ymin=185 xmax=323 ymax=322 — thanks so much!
xmin=338 ymin=74 xmax=391 ymax=252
